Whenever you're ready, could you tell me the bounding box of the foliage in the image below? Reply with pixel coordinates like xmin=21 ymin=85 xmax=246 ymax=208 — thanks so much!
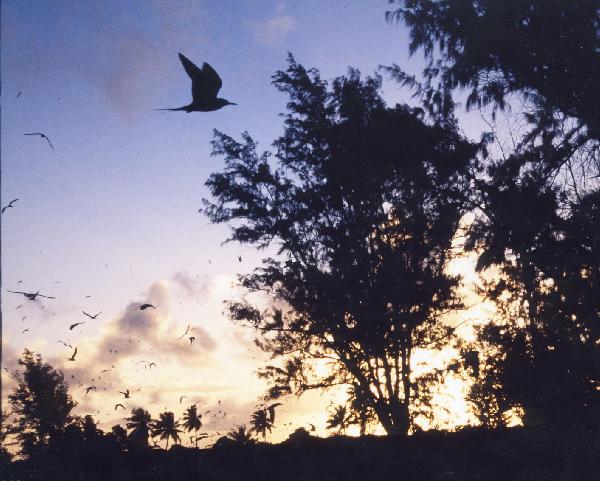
xmin=203 ymin=54 xmax=480 ymax=435
xmin=250 ymin=408 xmax=274 ymax=440
xmin=125 ymin=408 xmax=152 ymax=450
xmin=387 ymin=0 xmax=600 ymax=430
xmin=226 ymin=425 xmax=255 ymax=446
xmin=151 ymin=411 xmax=181 ymax=450
xmin=386 ymin=0 xmax=600 ymax=179
xmin=8 ymin=350 xmax=76 ymax=456
xmin=182 ymin=405 xmax=202 ymax=433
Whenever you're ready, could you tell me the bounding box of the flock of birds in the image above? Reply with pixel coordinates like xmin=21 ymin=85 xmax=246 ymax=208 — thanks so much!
xmin=2 ymin=53 xmax=325 ymax=442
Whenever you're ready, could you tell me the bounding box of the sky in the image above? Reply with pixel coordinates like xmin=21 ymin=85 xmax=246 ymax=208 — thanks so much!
xmin=1 ymin=0 xmax=494 ymax=444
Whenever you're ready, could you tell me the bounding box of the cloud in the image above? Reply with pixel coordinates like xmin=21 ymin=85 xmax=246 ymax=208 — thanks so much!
xmin=253 ymin=5 xmax=296 ymax=45
xmin=172 ymin=271 xmax=209 ymax=299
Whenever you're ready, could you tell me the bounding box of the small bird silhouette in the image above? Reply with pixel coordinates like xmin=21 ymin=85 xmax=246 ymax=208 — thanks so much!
xmin=16 ymin=304 xmax=23 ymax=310
xmin=238 ymin=255 xmax=242 ymax=262
xmin=58 ymin=340 xmax=73 ymax=348
xmin=140 ymin=303 xmax=155 ymax=310
xmin=7 ymin=290 xmax=55 ymax=301
xmin=267 ymin=403 xmax=283 ymax=423
xmin=16 ymin=91 xmax=22 ymax=99
xmin=2 ymin=199 xmax=19 ymax=213
xmin=22 ymin=328 xmax=29 ymax=334
xmin=148 ymin=362 xmax=157 ymax=369
xmin=158 ymin=53 xmax=236 ymax=112
xmin=82 ymin=310 xmax=102 ymax=319
xmin=114 ymin=403 xmax=125 ymax=411
xmin=25 ymin=132 xmax=54 ymax=150
xmin=189 ymin=336 xmax=196 ymax=347
xmin=119 ymin=389 xmax=130 ymax=399
xmin=67 ymin=347 xmax=78 ymax=361
xmin=85 ymin=386 xmax=97 ymax=396
xmin=178 ymin=324 xmax=191 ymax=339
xmin=179 ymin=395 xmax=188 ymax=404
xmin=69 ymin=322 xmax=85 ymax=330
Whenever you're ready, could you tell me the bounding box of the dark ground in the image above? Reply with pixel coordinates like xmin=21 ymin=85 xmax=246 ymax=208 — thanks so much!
xmin=2 ymin=426 xmax=599 ymax=481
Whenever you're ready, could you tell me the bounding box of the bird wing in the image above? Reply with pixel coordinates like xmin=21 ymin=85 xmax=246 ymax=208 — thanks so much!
xmin=83 ymin=311 xmax=91 ymax=318
xmin=178 ymin=54 xmax=223 ymax=103
xmin=7 ymin=290 xmax=26 ymax=295
xmin=38 ymin=294 xmax=55 ymax=299
xmin=1 ymin=206 xmax=7 ymax=213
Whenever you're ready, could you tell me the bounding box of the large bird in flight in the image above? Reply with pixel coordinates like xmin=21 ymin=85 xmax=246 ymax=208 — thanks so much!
xmin=82 ymin=310 xmax=102 ymax=319
xmin=24 ymin=132 xmax=54 ymax=150
xmin=139 ymin=303 xmax=155 ymax=310
xmin=2 ymin=199 xmax=19 ymax=213
xmin=67 ymin=347 xmax=78 ymax=361
xmin=7 ymin=290 xmax=55 ymax=301
xmin=158 ymin=53 xmax=236 ymax=112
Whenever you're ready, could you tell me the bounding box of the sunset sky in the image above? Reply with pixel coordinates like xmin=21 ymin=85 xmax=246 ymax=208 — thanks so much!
xmin=1 ymin=0 xmax=494 ymax=444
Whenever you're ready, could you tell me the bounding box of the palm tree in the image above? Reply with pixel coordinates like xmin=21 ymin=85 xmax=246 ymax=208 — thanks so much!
xmin=151 ymin=411 xmax=181 ymax=449
xmin=250 ymin=408 xmax=273 ymax=440
xmin=326 ymin=405 xmax=351 ymax=434
xmin=125 ymin=408 xmax=152 ymax=449
xmin=226 ymin=424 xmax=255 ymax=447
xmin=182 ymin=405 xmax=202 ymax=436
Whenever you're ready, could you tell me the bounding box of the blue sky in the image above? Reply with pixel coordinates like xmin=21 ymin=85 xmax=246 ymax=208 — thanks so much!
xmin=1 ymin=1 xmax=488 ymax=441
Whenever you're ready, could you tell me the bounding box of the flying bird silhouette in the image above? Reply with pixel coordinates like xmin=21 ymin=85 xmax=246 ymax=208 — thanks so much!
xmin=16 ymin=90 xmax=22 ymax=99
xmin=139 ymin=303 xmax=155 ymax=310
xmin=178 ymin=324 xmax=191 ymax=339
xmin=2 ymin=199 xmax=19 ymax=213
xmin=67 ymin=347 xmax=78 ymax=361
xmin=58 ymin=340 xmax=73 ymax=348
xmin=7 ymin=290 xmax=55 ymax=301
xmin=82 ymin=310 xmax=102 ymax=319
xmin=189 ymin=336 xmax=196 ymax=347
xmin=119 ymin=389 xmax=130 ymax=399
xmin=238 ymin=255 xmax=242 ymax=262
xmin=69 ymin=322 xmax=85 ymax=330
xmin=158 ymin=53 xmax=236 ymax=112
xmin=85 ymin=386 xmax=97 ymax=396
xmin=267 ymin=403 xmax=283 ymax=423
xmin=179 ymin=395 xmax=188 ymax=404
xmin=148 ymin=362 xmax=157 ymax=369
xmin=114 ymin=403 xmax=125 ymax=411
xmin=22 ymin=328 xmax=29 ymax=334
xmin=24 ymin=132 xmax=54 ymax=150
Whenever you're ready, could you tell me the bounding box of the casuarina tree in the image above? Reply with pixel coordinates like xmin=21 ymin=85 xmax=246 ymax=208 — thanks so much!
xmin=203 ymin=55 xmax=480 ymax=435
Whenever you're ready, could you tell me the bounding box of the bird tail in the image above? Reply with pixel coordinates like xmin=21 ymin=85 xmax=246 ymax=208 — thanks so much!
xmin=155 ymin=107 xmax=187 ymax=112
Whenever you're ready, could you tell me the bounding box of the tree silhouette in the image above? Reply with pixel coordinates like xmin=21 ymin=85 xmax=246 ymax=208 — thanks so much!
xmin=125 ymin=407 xmax=152 ymax=450
xmin=386 ymin=0 xmax=600 ymax=175
xmin=8 ymin=350 xmax=76 ymax=456
xmin=151 ymin=411 xmax=181 ymax=450
xmin=387 ymin=0 xmax=600 ymax=430
xmin=250 ymin=408 xmax=273 ymax=440
xmin=203 ymin=55 xmax=479 ymax=435
xmin=326 ymin=405 xmax=351 ymax=435
xmin=181 ymin=405 xmax=202 ymax=437
xmin=108 ymin=424 xmax=127 ymax=451
xmin=226 ymin=425 xmax=255 ymax=446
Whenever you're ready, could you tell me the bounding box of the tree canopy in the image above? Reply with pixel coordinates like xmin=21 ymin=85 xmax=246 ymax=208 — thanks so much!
xmin=8 ymin=350 xmax=76 ymax=456
xmin=203 ymin=54 xmax=481 ymax=434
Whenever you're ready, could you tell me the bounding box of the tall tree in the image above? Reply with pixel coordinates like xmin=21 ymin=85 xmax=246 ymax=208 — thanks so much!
xmin=386 ymin=0 xmax=600 ymax=428
xmin=125 ymin=408 xmax=152 ymax=450
xmin=151 ymin=411 xmax=181 ymax=450
xmin=203 ymin=55 xmax=480 ymax=435
xmin=250 ymin=408 xmax=274 ymax=440
xmin=8 ymin=350 xmax=76 ymax=456
xmin=181 ymin=405 xmax=202 ymax=435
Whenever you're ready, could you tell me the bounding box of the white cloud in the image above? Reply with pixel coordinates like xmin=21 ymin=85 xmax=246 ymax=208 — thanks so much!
xmin=254 ymin=5 xmax=296 ymax=45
